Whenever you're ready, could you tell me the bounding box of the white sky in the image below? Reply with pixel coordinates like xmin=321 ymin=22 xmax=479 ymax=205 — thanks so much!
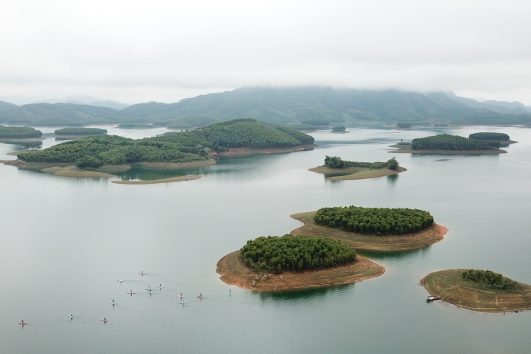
xmin=1 ymin=0 xmax=530 ymax=104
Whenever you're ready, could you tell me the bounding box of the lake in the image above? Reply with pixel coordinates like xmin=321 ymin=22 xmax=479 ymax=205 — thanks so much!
xmin=0 ymin=125 xmax=529 ymax=354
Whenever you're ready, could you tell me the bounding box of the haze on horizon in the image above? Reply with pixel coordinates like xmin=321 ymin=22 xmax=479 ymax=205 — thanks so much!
xmin=1 ymin=0 xmax=530 ymax=105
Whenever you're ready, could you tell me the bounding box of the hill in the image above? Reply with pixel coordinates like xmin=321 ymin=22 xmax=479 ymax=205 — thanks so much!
xmin=16 ymin=119 xmax=313 ymax=167
xmin=1 ymin=88 xmax=531 ymax=127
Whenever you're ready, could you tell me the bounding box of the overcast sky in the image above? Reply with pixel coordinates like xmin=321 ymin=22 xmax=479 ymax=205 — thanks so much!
xmin=1 ymin=0 xmax=531 ymax=105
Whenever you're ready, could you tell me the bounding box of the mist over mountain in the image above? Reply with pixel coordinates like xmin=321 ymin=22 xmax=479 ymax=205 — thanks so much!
xmin=1 ymin=87 xmax=530 ymax=127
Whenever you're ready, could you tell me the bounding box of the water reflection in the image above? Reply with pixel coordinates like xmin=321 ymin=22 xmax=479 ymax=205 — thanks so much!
xmin=257 ymin=284 xmax=353 ymax=304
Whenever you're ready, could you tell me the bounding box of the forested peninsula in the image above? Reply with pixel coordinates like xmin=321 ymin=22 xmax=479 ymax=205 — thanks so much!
xmin=0 ymin=125 xmax=43 ymax=143
xmin=391 ymin=134 xmax=506 ymax=155
xmin=291 ymin=206 xmax=447 ymax=252
xmin=309 ymin=156 xmax=405 ymax=180
xmin=217 ymin=234 xmax=384 ymax=291
xmin=3 ymin=119 xmax=314 ymax=181
xmin=421 ymin=269 xmax=531 ymax=313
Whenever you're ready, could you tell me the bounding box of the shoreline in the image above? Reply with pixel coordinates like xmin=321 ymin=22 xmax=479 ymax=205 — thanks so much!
xmin=214 ymin=144 xmax=314 ymax=158
xmin=216 ymin=250 xmax=385 ymax=292
xmin=290 ymin=211 xmax=448 ymax=252
xmin=111 ymin=175 xmax=201 ymax=185
xmin=389 ymin=146 xmax=506 ymax=155
xmin=421 ymin=269 xmax=531 ymax=313
xmin=309 ymin=165 xmax=406 ymax=180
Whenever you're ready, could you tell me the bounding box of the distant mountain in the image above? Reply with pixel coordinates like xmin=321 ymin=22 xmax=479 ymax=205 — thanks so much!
xmin=1 ymin=87 xmax=530 ymax=127
xmin=0 ymin=103 xmax=119 ymax=126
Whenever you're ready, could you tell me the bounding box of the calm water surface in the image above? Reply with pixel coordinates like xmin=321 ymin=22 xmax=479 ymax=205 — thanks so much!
xmin=0 ymin=126 xmax=530 ymax=354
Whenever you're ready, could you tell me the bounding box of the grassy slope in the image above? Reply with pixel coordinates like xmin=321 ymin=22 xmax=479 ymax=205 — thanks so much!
xmin=421 ymin=269 xmax=531 ymax=312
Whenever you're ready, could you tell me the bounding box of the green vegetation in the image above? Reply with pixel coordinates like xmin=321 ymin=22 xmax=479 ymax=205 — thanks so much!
xmin=314 ymin=206 xmax=434 ymax=235
xmin=117 ymin=123 xmax=155 ymax=129
xmin=16 ymin=119 xmax=313 ymax=169
xmin=4 ymin=88 xmax=531 ymax=128
xmin=18 ymin=135 xmax=208 ymax=168
xmin=411 ymin=134 xmax=500 ymax=150
xmin=0 ymin=125 xmax=42 ymax=139
xmin=331 ymin=126 xmax=346 ymax=132
xmin=240 ymin=235 xmax=356 ymax=273
xmin=54 ymin=127 xmax=107 ymax=136
xmin=462 ymin=269 xmax=518 ymax=290
xmin=152 ymin=119 xmax=313 ymax=150
xmin=469 ymin=132 xmax=510 ymax=141
xmin=324 ymin=156 xmax=399 ymax=171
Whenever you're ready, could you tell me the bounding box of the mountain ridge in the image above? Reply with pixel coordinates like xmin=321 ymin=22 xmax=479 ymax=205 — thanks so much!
xmin=1 ymin=88 xmax=530 ymax=127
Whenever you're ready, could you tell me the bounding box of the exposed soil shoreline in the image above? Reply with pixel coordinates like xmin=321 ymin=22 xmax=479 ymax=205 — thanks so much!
xmin=309 ymin=165 xmax=406 ymax=180
xmin=216 ymin=250 xmax=385 ymax=292
xmin=421 ymin=269 xmax=531 ymax=313
xmin=290 ymin=211 xmax=448 ymax=252
xmin=389 ymin=144 xmax=506 ymax=155
xmin=214 ymin=144 xmax=314 ymax=158
xmin=111 ymin=175 xmax=201 ymax=185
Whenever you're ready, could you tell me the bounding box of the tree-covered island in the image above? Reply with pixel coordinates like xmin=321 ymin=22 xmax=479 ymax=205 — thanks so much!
xmin=290 ymin=206 xmax=447 ymax=252
xmin=421 ymin=269 xmax=531 ymax=312
xmin=0 ymin=125 xmax=43 ymax=140
xmin=391 ymin=134 xmax=506 ymax=155
xmin=468 ymin=132 xmax=515 ymax=147
xmin=217 ymin=234 xmax=384 ymax=291
xmin=3 ymin=119 xmax=314 ymax=182
xmin=54 ymin=127 xmax=107 ymax=139
xmin=309 ymin=156 xmax=405 ymax=181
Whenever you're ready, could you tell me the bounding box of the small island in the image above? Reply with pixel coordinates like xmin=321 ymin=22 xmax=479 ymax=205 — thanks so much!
xmin=391 ymin=134 xmax=506 ymax=155
xmin=54 ymin=127 xmax=107 ymax=140
xmin=217 ymin=235 xmax=384 ymax=291
xmin=0 ymin=125 xmax=43 ymax=144
xmin=421 ymin=269 xmax=531 ymax=313
xmin=331 ymin=126 xmax=346 ymax=133
xmin=469 ymin=132 xmax=516 ymax=147
xmin=117 ymin=123 xmax=156 ymax=129
xmin=2 ymin=119 xmax=314 ymax=182
xmin=309 ymin=156 xmax=405 ymax=181
xmin=291 ymin=206 xmax=447 ymax=252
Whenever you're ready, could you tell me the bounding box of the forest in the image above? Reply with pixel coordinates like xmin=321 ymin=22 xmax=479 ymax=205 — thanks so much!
xmin=314 ymin=206 xmax=434 ymax=235
xmin=468 ymin=132 xmax=510 ymax=141
xmin=17 ymin=119 xmax=313 ymax=168
xmin=324 ymin=156 xmax=399 ymax=170
xmin=462 ymin=269 xmax=518 ymax=290
xmin=239 ymin=235 xmax=356 ymax=273
xmin=54 ymin=127 xmax=107 ymax=136
xmin=0 ymin=125 xmax=42 ymax=139
xmin=411 ymin=134 xmax=500 ymax=150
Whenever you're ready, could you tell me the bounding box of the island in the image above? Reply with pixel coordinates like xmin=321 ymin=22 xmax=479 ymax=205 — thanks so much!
xmin=117 ymin=123 xmax=156 ymax=129
xmin=391 ymin=134 xmax=506 ymax=155
xmin=0 ymin=125 xmax=43 ymax=144
xmin=469 ymin=132 xmax=516 ymax=147
xmin=421 ymin=269 xmax=531 ymax=313
xmin=290 ymin=206 xmax=448 ymax=252
xmin=331 ymin=126 xmax=346 ymax=133
xmin=216 ymin=234 xmax=384 ymax=291
xmin=309 ymin=156 xmax=405 ymax=181
xmin=54 ymin=127 xmax=107 ymax=140
xmin=2 ymin=119 xmax=314 ymax=182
